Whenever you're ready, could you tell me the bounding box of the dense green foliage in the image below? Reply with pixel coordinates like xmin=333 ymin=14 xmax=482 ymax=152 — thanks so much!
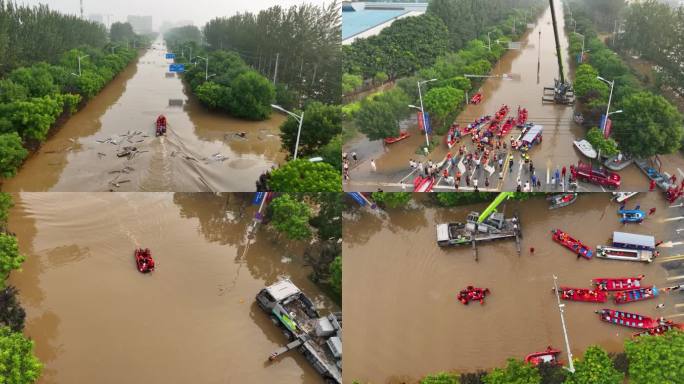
xmin=203 ymin=2 xmax=340 ymax=105
xmin=342 ymin=73 xmax=363 ymax=95
xmin=267 ymin=160 xmax=342 ymax=192
xmin=612 ymin=92 xmax=683 ymax=158
xmin=423 ymin=86 xmax=465 ymax=133
xmin=109 ymin=22 xmax=136 ymax=43
xmin=0 ymin=193 xmax=11 ymax=227
xmin=179 ymin=50 xmax=275 ymax=120
xmin=428 ymin=0 xmax=545 ymax=50
xmin=0 ymin=233 xmax=23 ymax=286
xmin=279 ymin=102 xmax=342 ymax=158
xmin=343 ymin=14 xmax=449 ymax=80
xmin=434 ymin=192 xmax=497 ymax=207
xmin=354 ymin=89 xmax=410 ymax=140
xmin=0 ymin=0 xmax=108 ymax=74
xmin=0 ymin=286 xmax=25 ymax=332
xmin=268 ymin=194 xmax=312 ymax=240
xmin=483 ymin=359 xmax=541 ymax=384
xmin=0 ymin=326 xmax=42 ymax=384
xmin=0 ymin=133 xmax=28 ymax=178
xmin=370 ymin=192 xmax=412 ymax=208
xmin=328 ymin=255 xmax=342 ymax=296
xmin=163 ymin=25 xmax=202 ymax=47
xmin=585 ymin=127 xmax=619 ymax=157
xmin=420 ymin=372 xmax=458 ymax=384
xmin=566 ymin=1 xmax=684 ymax=156
xmin=564 ymin=346 xmax=623 ymax=384
xmin=624 ymin=330 xmax=684 ymax=384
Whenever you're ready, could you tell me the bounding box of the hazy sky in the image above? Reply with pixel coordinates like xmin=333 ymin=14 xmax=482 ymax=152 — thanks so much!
xmin=21 ymin=0 xmax=331 ymax=28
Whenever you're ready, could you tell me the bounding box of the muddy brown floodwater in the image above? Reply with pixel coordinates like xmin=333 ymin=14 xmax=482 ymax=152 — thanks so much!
xmin=344 ymin=1 xmax=647 ymax=192
xmin=2 ymin=39 xmax=286 ymax=192
xmin=7 ymin=193 xmax=337 ymax=384
xmin=343 ymin=192 xmax=682 ymax=383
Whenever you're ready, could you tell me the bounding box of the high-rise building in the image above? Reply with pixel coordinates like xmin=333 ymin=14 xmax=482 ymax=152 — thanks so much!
xmin=127 ymin=15 xmax=153 ymax=34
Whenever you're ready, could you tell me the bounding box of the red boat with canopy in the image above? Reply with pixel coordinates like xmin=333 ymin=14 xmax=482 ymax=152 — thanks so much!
xmin=524 ymin=347 xmax=562 ymax=366
xmin=557 ymin=287 xmax=607 ymax=303
xmin=596 ymin=309 xmax=663 ymax=329
xmin=551 ymin=229 xmax=593 ymax=259
xmin=593 ymin=275 xmax=646 ymax=291
xmin=134 ymin=248 xmax=155 ymax=273
xmin=633 ymin=323 xmax=684 ymax=337
xmin=155 ymin=115 xmax=167 ymax=136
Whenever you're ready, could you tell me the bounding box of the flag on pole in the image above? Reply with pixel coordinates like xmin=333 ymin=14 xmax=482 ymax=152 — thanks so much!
xmin=424 ymin=113 xmax=432 ymax=135
xmin=417 ymin=112 xmax=424 ymax=131
xmin=601 ymin=114 xmax=612 ymax=138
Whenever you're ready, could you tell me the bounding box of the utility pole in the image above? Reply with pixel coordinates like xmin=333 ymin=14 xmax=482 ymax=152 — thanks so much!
xmin=553 ymin=275 xmax=576 ymax=373
xmin=273 ymin=53 xmax=279 ymax=85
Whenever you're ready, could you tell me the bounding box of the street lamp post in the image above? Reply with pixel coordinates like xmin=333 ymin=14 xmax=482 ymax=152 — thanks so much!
xmin=271 ymin=104 xmax=304 ymax=160
xmin=71 ymin=54 xmax=90 ymax=77
xmin=487 ymin=32 xmax=492 ymax=51
xmin=553 ymin=275 xmax=576 ymax=373
xmin=597 ymin=76 xmax=616 ymax=133
xmin=573 ymin=32 xmax=586 ymax=63
xmin=195 ymin=56 xmax=215 ymax=81
xmin=416 ymin=78 xmax=437 ymax=151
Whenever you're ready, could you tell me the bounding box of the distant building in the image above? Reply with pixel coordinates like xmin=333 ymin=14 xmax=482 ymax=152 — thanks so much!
xmin=127 ymin=15 xmax=153 ymax=34
xmin=342 ymin=1 xmax=427 ymax=45
xmin=88 ymin=13 xmax=104 ymax=24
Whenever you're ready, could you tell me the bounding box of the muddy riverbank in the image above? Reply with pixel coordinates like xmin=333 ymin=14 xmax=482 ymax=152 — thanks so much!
xmin=343 ymin=192 xmax=681 ymax=383
xmin=7 ymin=193 xmax=337 ymax=384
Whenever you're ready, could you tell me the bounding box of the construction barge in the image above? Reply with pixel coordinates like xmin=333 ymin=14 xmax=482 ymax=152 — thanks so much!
xmin=436 ymin=192 xmax=522 ymax=258
xmin=256 ymin=279 xmax=342 ymax=384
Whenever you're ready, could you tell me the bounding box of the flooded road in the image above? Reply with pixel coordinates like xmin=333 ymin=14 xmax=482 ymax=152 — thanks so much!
xmin=2 ymin=39 xmax=287 ymax=192
xmin=344 ymin=1 xmax=648 ymax=192
xmin=7 ymin=193 xmax=336 ymax=384
xmin=343 ymin=193 xmax=680 ymax=383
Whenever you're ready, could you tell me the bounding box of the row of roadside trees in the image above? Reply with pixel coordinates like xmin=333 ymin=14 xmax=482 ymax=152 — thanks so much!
xmin=0 ymin=193 xmax=42 ymax=383
xmin=565 ymin=0 xmax=683 ymax=159
xmin=164 ymin=2 xmax=343 ymax=192
xmin=0 ymin=2 xmax=148 ymax=180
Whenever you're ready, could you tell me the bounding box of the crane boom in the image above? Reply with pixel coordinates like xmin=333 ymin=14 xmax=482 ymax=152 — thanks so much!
xmin=478 ymin=192 xmax=514 ymax=223
xmin=549 ymin=0 xmax=565 ymax=84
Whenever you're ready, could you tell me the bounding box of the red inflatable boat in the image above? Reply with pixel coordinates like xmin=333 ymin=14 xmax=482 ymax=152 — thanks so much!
xmin=551 ymin=229 xmax=594 ymax=259
xmin=457 ymin=286 xmax=490 ymax=305
xmin=384 ymin=131 xmax=410 ymax=144
xmin=524 ymin=347 xmax=562 ymax=366
xmin=557 ymin=287 xmax=607 ymax=303
xmin=593 ymin=276 xmax=646 ymax=291
xmin=155 ymin=115 xmax=167 ymax=136
xmin=135 ymin=248 xmax=155 ymax=273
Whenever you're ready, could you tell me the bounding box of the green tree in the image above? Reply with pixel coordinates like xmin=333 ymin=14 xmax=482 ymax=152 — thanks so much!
xmin=612 ymin=92 xmax=683 ymax=157
xmin=0 ymin=286 xmax=25 ymax=332
xmin=268 ymin=160 xmax=342 ymax=192
xmin=329 ymin=255 xmax=342 ymax=296
xmin=0 ymin=193 xmax=12 ymax=227
xmin=355 ymin=89 xmax=410 ymax=140
xmin=0 ymin=326 xmax=42 ymax=384
xmin=435 ymin=192 xmax=496 ymax=206
xmin=484 ymin=359 xmax=541 ymax=384
xmin=0 ymin=233 xmax=24 ymax=284
xmin=8 ymin=64 xmax=58 ymax=98
xmin=195 ymin=81 xmax=230 ymax=110
xmin=280 ymin=102 xmax=342 ymax=158
xmin=0 ymin=133 xmax=29 ymax=178
xmin=423 ymin=86 xmax=465 ymax=132
xmin=624 ymin=330 xmax=684 ymax=384
xmin=268 ymin=194 xmax=312 ymax=240
xmin=319 ymin=135 xmax=342 ymax=171
xmin=310 ymin=192 xmax=343 ymax=241
xmin=342 ymin=73 xmax=363 ymax=95
xmin=565 ymin=345 xmax=623 ymax=384
xmin=371 ymin=192 xmax=412 ymax=208
xmin=110 ymin=22 xmax=136 ymax=42
xmin=421 ymin=372 xmax=458 ymax=384
xmin=586 ymin=127 xmax=619 ymax=157
xmin=228 ymin=71 xmax=275 ymax=120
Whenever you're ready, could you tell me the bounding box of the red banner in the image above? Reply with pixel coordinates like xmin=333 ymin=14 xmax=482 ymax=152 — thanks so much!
xmin=603 ymin=117 xmax=612 ymax=138
xmin=417 ymin=112 xmax=424 ymax=131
